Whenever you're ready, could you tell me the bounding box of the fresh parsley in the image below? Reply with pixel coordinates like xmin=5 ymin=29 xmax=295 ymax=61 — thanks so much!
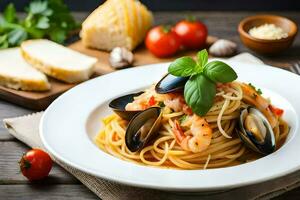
xmin=179 ymin=115 xmax=187 ymax=123
xmin=0 ymin=0 xmax=78 ymax=49
xmin=248 ymin=83 xmax=263 ymax=95
xmin=168 ymin=49 xmax=238 ymax=116
xmin=158 ymin=101 xmax=165 ymax=107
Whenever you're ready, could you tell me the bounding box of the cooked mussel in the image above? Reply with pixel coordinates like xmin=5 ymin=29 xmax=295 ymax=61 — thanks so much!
xmin=125 ymin=107 xmax=162 ymax=152
xmin=237 ymin=106 xmax=276 ymax=155
xmin=155 ymin=73 xmax=189 ymax=94
xmin=109 ymin=92 xmax=143 ymax=120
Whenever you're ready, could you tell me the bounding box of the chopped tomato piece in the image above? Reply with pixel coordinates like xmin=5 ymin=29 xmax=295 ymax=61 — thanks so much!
xmin=269 ymin=105 xmax=284 ymax=117
xmin=148 ymin=96 xmax=157 ymax=106
xmin=183 ymin=106 xmax=193 ymax=115
xmin=113 ymin=134 xmax=118 ymax=141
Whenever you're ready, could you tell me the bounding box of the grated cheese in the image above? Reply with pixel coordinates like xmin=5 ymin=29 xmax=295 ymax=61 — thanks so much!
xmin=249 ymin=23 xmax=288 ymax=40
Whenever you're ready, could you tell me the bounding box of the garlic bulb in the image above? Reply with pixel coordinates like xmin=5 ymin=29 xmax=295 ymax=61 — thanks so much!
xmin=109 ymin=47 xmax=134 ymax=68
xmin=209 ymin=39 xmax=237 ymax=57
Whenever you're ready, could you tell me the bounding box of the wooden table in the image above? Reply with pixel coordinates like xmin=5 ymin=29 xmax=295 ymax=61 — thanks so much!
xmin=0 ymin=11 xmax=299 ymax=200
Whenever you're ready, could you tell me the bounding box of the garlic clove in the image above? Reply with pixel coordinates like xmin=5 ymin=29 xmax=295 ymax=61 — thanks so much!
xmin=109 ymin=47 xmax=134 ymax=69
xmin=209 ymin=39 xmax=237 ymax=57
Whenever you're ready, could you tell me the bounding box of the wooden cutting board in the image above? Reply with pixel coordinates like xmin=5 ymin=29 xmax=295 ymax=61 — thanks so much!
xmin=0 ymin=36 xmax=217 ymax=110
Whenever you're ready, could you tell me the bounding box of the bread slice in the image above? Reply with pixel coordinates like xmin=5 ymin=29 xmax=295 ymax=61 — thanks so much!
xmin=0 ymin=48 xmax=50 ymax=91
xmin=21 ymin=39 xmax=97 ymax=83
xmin=81 ymin=0 xmax=153 ymax=51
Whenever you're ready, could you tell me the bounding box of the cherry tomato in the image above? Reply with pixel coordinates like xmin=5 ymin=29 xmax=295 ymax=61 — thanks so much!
xmin=148 ymin=96 xmax=156 ymax=106
xmin=145 ymin=26 xmax=181 ymax=57
xmin=19 ymin=149 xmax=53 ymax=181
xmin=269 ymin=105 xmax=284 ymax=117
xmin=174 ymin=20 xmax=208 ymax=49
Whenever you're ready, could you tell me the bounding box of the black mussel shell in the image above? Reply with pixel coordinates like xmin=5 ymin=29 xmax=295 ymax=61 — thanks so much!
xmin=155 ymin=73 xmax=189 ymax=94
xmin=237 ymin=106 xmax=276 ymax=155
xmin=125 ymin=107 xmax=162 ymax=152
xmin=109 ymin=92 xmax=143 ymax=120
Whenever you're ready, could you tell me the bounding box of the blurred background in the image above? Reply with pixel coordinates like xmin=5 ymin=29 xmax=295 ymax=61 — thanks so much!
xmin=0 ymin=0 xmax=299 ymax=61
xmin=1 ymin=0 xmax=300 ymax=11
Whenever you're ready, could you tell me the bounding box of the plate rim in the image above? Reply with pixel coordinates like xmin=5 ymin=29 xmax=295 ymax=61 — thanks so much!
xmin=40 ymin=61 xmax=300 ymax=191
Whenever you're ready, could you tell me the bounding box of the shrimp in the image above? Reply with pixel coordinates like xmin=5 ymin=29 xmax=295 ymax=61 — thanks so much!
xmin=125 ymin=98 xmax=148 ymax=111
xmin=125 ymin=85 xmax=193 ymax=115
xmin=172 ymin=115 xmax=212 ymax=153
xmin=125 ymin=88 xmax=157 ymax=111
xmin=241 ymin=83 xmax=278 ymax=128
xmin=163 ymin=93 xmax=193 ymax=115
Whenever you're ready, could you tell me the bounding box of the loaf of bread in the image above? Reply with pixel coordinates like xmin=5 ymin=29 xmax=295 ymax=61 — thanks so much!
xmin=81 ymin=0 xmax=153 ymax=51
xmin=21 ymin=39 xmax=98 ymax=83
xmin=0 ymin=48 xmax=50 ymax=91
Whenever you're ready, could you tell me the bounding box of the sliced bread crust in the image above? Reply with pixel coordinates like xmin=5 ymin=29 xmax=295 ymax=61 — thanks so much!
xmin=0 ymin=74 xmax=50 ymax=91
xmin=21 ymin=40 xmax=97 ymax=83
xmin=0 ymin=48 xmax=50 ymax=91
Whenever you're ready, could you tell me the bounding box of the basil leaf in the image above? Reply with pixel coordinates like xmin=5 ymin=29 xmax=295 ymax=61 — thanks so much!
xmin=204 ymin=61 xmax=237 ymax=83
xmin=168 ymin=57 xmax=196 ymax=77
xmin=184 ymin=74 xmax=216 ymax=116
xmin=196 ymin=49 xmax=208 ymax=68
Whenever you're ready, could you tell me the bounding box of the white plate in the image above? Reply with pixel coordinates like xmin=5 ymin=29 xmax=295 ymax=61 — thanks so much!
xmin=40 ymin=61 xmax=300 ymax=192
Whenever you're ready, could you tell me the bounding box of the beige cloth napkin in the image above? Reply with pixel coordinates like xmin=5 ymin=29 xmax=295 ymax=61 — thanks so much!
xmin=3 ymin=53 xmax=299 ymax=200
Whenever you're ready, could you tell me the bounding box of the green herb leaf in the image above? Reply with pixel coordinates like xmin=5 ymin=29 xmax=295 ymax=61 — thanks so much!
xmin=25 ymin=27 xmax=45 ymax=38
xmin=0 ymin=0 xmax=78 ymax=48
xmin=4 ymin=3 xmax=17 ymax=23
xmin=28 ymin=1 xmax=48 ymax=15
xmin=196 ymin=49 xmax=208 ymax=68
xmin=179 ymin=115 xmax=187 ymax=123
xmin=257 ymin=88 xmax=262 ymax=95
xmin=248 ymin=83 xmax=263 ymax=95
xmin=184 ymin=74 xmax=216 ymax=116
xmin=49 ymin=29 xmax=66 ymax=43
xmin=0 ymin=34 xmax=9 ymax=49
xmin=168 ymin=57 xmax=197 ymax=77
xmin=158 ymin=101 xmax=165 ymax=107
xmin=36 ymin=16 xmax=50 ymax=29
xmin=8 ymin=29 xmax=27 ymax=46
xmin=248 ymin=83 xmax=255 ymax=89
xmin=167 ymin=49 xmax=238 ymax=116
xmin=204 ymin=61 xmax=237 ymax=83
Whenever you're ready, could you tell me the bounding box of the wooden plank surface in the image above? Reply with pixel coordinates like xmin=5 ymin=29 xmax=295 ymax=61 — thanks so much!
xmin=69 ymin=36 xmax=217 ymax=75
xmin=0 ymin=185 xmax=97 ymax=200
xmin=0 ymin=11 xmax=299 ymax=200
xmin=0 ymin=141 xmax=78 ymax=184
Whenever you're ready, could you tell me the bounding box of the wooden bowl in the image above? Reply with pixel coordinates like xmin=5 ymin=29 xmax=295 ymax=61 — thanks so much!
xmin=238 ymin=15 xmax=297 ymax=54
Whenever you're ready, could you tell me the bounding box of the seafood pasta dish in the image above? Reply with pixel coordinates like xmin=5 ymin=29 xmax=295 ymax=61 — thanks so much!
xmin=95 ymin=50 xmax=289 ymax=170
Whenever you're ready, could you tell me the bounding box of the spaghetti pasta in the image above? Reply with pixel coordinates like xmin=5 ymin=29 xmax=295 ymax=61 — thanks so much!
xmin=95 ymin=82 xmax=289 ymax=170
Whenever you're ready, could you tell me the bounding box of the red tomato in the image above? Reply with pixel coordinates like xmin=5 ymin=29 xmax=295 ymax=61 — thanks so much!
xmin=19 ymin=149 xmax=53 ymax=181
xmin=145 ymin=26 xmax=181 ymax=57
xmin=269 ymin=105 xmax=284 ymax=117
xmin=174 ymin=20 xmax=208 ymax=49
xmin=148 ymin=96 xmax=156 ymax=106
